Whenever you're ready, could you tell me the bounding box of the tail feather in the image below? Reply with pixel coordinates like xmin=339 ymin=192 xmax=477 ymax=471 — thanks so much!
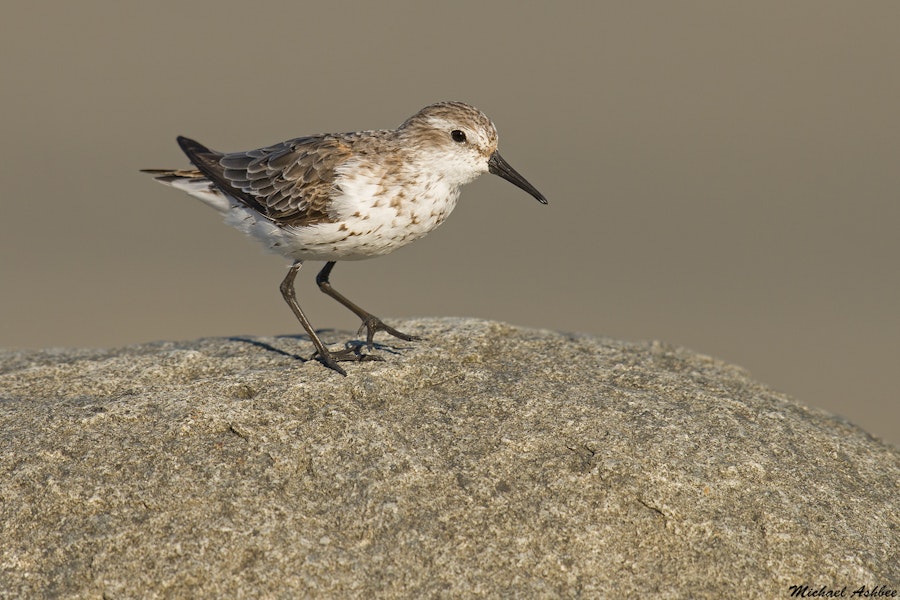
xmin=140 ymin=168 xmax=206 ymax=183
xmin=141 ymin=168 xmax=232 ymax=213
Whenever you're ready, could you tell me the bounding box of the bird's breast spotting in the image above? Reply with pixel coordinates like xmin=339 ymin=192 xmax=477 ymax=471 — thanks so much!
xmin=244 ymin=164 xmax=461 ymax=262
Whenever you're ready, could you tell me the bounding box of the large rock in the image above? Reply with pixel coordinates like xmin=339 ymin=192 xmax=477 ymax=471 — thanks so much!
xmin=1 ymin=318 xmax=897 ymax=598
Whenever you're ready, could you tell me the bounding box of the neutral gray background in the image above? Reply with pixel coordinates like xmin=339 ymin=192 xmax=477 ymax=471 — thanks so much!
xmin=1 ymin=1 xmax=897 ymax=445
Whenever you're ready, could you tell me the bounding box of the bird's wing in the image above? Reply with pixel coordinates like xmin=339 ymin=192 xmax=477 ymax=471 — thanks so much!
xmin=177 ymin=134 xmax=357 ymax=227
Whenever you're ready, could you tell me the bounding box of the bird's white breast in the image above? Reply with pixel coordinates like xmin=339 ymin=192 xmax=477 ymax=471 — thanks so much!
xmin=245 ymin=159 xmax=462 ymax=262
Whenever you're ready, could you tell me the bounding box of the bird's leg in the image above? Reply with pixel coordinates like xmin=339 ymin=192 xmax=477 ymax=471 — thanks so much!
xmin=315 ymin=261 xmax=422 ymax=349
xmin=280 ymin=261 xmax=380 ymax=375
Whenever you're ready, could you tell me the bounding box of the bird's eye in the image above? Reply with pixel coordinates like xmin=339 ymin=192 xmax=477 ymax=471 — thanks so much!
xmin=451 ymin=130 xmax=467 ymax=143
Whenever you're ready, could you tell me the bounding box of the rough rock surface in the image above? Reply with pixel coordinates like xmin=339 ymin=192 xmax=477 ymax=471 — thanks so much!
xmin=1 ymin=318 xmax=897 ymax=598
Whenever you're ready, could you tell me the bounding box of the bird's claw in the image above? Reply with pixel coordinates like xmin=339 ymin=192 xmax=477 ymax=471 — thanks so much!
xmin=357 ymin=317 xmax=422 ymax=349
xmin=311 ymin=346 xmax=384 ymax=375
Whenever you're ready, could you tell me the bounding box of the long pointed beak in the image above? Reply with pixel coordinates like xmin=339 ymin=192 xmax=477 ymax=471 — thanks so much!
xmin=488 ymin=151 xmax=548 ymax=205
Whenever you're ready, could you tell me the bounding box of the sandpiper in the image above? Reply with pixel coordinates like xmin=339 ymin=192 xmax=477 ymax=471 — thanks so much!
xmin=143 ymin=101 xmax=548 ymax=375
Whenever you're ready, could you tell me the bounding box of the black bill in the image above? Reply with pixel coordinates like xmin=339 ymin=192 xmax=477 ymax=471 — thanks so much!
xmin=488 ymin=151 xmax=549 ymax=205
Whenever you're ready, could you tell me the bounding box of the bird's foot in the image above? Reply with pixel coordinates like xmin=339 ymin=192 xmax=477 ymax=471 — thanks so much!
xmin=357 ymin=316 xmax=422 ymax=349
xmin=312 ymin=346 xmax=384 ymax=376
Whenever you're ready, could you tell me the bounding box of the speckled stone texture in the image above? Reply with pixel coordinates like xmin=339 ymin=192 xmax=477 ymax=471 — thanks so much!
xmin=1 ymin=318 xmax=897 ymax=598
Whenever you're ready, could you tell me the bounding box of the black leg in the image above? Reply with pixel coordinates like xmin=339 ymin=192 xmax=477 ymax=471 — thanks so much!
xmin=280 ymin=261 xmax=380 ymax=375
xmin=315 ymin=261 xmax=422 ymax=349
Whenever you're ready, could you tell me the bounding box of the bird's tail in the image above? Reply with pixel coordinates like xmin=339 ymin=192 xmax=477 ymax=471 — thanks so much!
xmin=140 ymin=168 xmax=232 ymax=213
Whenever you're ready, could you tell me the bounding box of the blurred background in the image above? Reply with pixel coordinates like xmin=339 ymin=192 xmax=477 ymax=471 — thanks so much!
xmin=1 ymin=2 xmax=897 ymax=445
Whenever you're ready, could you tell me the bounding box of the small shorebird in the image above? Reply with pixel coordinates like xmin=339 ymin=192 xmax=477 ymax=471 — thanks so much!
xmin=143 ymin=101 xmax=548 ymax=375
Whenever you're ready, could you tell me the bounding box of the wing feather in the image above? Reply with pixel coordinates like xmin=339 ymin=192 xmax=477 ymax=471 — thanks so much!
xmin=177 ymin=134 xmax=362 ymax=227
